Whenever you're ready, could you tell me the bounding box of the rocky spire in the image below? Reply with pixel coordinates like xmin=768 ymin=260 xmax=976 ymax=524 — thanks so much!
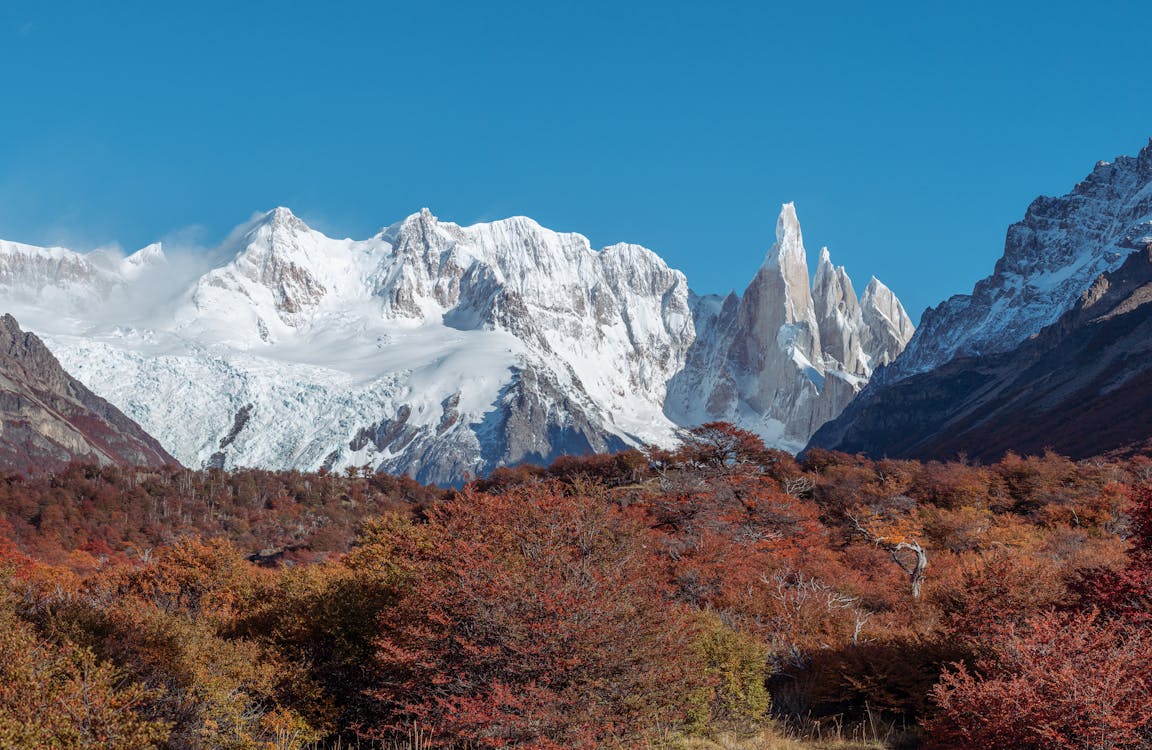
xmin=731 ymin=203 xmax=824 ymax=416
xmin=861 ymin=276 xmax=917 ymax=369
xmin=813 ymin=247 xmax=866 ymax=375
xmin=669 ymin=202 xmax=916 ymax=451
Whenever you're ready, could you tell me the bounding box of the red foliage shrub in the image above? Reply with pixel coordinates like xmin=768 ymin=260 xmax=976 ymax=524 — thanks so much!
xmin=930 ymin=609 xmax=1152 ymax=750
xmin=369 ymin=483 xmax=701 ymax=748
xmin=1089 ymin=485 xmax=1152 ymax=621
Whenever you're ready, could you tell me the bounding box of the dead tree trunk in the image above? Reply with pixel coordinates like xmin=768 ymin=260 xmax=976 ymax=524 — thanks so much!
xmin=849 ymin=515 xmax=928 ymax=599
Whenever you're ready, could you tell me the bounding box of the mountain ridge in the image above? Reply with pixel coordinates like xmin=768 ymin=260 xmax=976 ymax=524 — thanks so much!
xmin=811 ymin=138 xmax=1152 ymax=460
xmin=1 ymin=204 xmax=911 ymax=483
xmin=881 ymin=138 xmax=1152 ymax=384
xmin=0 ymin=313 xmax=175 ymax=470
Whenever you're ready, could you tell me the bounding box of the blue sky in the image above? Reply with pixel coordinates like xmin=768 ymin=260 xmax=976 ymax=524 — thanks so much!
xmin=2 ymin=0 xmax=1151 ymax=321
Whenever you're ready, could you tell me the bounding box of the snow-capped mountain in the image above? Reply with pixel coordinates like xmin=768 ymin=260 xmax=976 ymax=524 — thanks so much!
xmin=809 ymin=243 xmax=1152 ymax=461
xmin=665 ymin=204 xmax=914 ymax=451
xmin=885 ymin=138 xmax=1152 ymax=382
xmin=1 ymin=204 xmax=909 ymax=483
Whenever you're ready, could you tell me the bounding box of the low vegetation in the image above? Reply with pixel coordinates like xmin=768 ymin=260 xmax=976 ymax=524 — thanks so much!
xmin=2 ymin=423 xmax=1151 ymax=748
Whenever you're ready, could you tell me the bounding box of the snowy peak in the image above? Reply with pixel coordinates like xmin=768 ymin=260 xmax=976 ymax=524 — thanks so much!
xmin=262 ymin=206 xmax=311 ymax=233
xmin=666 ymin=202 xmax=914 ymax=451
xmin=120 ymin=242 xmax=166 ymax=279
xmin=190 ymin=211 xmax=333 ymax=335
xmin=768 ymin=201 xmax=805 ymax=267
xmin=860 ymin=277 xmax=915 ymax=369
xmin=184 ymin=208 xmax=398 ymax=343
xmin=888 ymin=138 xmax=1152 ymax=381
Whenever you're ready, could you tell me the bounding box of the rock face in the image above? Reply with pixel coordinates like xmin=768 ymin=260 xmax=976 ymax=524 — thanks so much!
xmin=809 ymin=244 xmax=1152 ymax=460
xmin=812 ymin=139 xmax=1152 ymax=460
xmin=43 ymin=209 xmax=693 ymax=486
xmin=2 ymin=205 xmax=910 ymax=485
xmin=665 ymin=204 xmax=914 ymax=451
xmin=0 ymin=314 xmax=174 ymax=470
xmin=885 ymin=139 xmax=1152 ymax=383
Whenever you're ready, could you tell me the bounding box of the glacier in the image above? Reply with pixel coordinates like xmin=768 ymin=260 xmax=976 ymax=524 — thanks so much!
xmin=0 ymin=204 xmax=911 ymax=484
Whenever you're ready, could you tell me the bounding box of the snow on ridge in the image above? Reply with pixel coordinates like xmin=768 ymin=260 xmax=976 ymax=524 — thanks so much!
xmin=4 ymin=202 xmax=912 ymax=484
xmin=887 ymin=138 xmax=1152 ymax=381
xmin=6 ymin=207 xmax=696 ymax=484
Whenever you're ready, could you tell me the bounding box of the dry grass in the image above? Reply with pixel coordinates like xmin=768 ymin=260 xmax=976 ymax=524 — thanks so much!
xmin=313 ymin=721 xmax=895 ymax=750
xmin=659 ymin=710 xmax=904 ymax=750
xmin=662 ymin=730 xmax=886 ymax=750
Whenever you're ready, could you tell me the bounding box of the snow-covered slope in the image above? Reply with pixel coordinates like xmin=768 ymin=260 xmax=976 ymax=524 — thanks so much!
xmin=664 ymin=204 xmax=914 ymax=452
xmin=6 ymin=208 xmax=693 ymax=484
xmin=886 ymin=139 xmax=1152 ymax=382
xmin=2 ymin=204 xmax=909 ymax=483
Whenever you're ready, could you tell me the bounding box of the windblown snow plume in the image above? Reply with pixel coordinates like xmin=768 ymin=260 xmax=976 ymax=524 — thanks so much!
xmin=0 ymin=205 xmax=910 ymax=483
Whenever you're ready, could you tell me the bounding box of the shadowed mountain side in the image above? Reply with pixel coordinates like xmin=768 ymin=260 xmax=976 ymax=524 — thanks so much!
xmin=0 ymin=313 xmax=176 ymax=470
xmin=808 ymin=246 xmax=1152 ymax=461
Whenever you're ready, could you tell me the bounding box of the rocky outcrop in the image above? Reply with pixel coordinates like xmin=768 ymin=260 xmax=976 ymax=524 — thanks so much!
xmin=809 ymin=245 xmax=1152 ymax=461
xmin=2 ymin=204 xmax=910 ymax=484
xmin=886 ymin=139 xmax=1152 ymax=382
xmin=665 ymin=204 xmax=915 ymax=451
xmin=0 ymin=314 xmax=175 ymax=470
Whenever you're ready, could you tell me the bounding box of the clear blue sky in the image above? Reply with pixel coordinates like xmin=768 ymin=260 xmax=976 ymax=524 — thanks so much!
xmin=2 ymin=0 xmax=1151 ymax=321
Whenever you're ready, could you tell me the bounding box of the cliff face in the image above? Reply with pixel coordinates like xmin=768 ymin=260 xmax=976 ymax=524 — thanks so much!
xmin=0 ymin=314 xmax=175 ymax=471
xmin=665 ymin=204 xmax=914 ymax=452
xmin=1 ymin=204 xmax=911 ymax=484
xmin=809 ymin=245 xmax=1152 ymax=461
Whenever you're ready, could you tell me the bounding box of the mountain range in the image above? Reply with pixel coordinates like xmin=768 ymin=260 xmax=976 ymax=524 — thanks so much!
xmin=9 ymin=137 xmax=1152 ymax=477
xmin=0 ymin=204 xmax=910 ymax=484
xmin=812 ymin=139 xmax=1152 ymax=459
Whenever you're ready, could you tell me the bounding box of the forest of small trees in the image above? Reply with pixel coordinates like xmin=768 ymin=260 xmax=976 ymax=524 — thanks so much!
xmin=2 ymin=423 xmax=1152 ymax=749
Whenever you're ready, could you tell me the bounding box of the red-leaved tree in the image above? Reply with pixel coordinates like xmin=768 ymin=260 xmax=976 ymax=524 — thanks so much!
xmin=1090 ymin=485 xmax=1152 ymax=621
xmin=368 ymin=483 xmax=700 ymax=748
xmin=930 ymin=609 xmax=1152 ymax=749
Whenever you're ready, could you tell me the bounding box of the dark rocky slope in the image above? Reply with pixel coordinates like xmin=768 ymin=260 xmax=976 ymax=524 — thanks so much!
xmin=0 ymin=313 xmax=175 ymax=470
xmin=808 ymin=245 xmax=1152 ymax=461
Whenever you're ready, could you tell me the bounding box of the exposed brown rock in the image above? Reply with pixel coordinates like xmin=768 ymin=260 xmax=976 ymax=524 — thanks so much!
xmin=810 ymin=247 xmax=1152 ymax=461
xmin=0 ymin=313 xmax=175 ymax=471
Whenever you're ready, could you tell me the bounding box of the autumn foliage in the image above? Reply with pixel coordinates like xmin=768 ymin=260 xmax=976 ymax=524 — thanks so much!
xmin=0 ymin=425 xmax=1150 ymax=748
xmin=930 ymin=610 xmax=1152 ymax=749
xmin=370 ymin=486 xmax=700 ymax=748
